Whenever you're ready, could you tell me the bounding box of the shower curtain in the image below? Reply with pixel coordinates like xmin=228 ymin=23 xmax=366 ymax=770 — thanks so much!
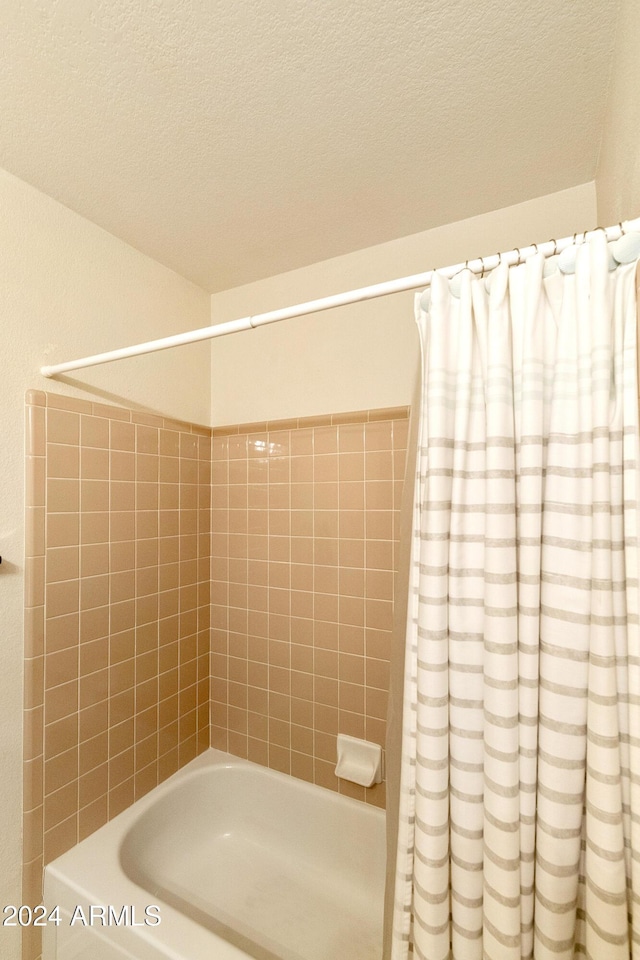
xmin=390 ymin=232 xmax=640 ymax=960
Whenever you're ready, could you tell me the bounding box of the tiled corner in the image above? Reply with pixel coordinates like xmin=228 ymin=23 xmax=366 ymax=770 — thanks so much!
xmin=23 ymin=394 xmax=408 ymax=960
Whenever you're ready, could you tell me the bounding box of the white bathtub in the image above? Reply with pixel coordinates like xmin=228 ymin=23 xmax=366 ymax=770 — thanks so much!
xmin=43 ymin=748 xmax=386 ymax=960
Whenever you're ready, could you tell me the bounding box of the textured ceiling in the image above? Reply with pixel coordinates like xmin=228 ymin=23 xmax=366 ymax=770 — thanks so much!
xmin=0 ymin=0 xmax=621 ymax=292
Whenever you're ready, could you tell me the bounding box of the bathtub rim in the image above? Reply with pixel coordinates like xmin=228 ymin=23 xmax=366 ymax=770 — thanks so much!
xmin=43 ymin=748 xmax=385 ymax=960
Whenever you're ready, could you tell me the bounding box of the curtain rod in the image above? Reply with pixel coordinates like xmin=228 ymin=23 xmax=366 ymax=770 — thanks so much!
xmin=40 ymin=217 xmax=640 ymax=378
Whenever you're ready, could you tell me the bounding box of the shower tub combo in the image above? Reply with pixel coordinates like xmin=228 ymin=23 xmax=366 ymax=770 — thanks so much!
xmin=43 ymin=748 xmax=385 ymax=960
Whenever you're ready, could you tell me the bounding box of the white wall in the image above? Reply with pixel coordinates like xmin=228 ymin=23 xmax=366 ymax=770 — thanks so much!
xmin=596 ymin=0 xmax=640 ymax=224
xmin=210 ymin=183 xmax=596 ymax=426
xmin=0 ymin=168 xmax=210 ymax=960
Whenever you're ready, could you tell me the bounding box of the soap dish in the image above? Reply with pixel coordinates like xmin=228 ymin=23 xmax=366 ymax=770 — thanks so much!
xmin=334 ymin=734 xmax=383 ymax=788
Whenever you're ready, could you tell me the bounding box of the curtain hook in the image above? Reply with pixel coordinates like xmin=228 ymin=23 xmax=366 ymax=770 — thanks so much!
xmin=549 ymin=239 xmax=558 ymax=256
xmin=515 ymin=247 xmax=522 ymax=266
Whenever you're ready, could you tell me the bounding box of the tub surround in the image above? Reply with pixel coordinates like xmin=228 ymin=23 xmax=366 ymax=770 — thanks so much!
xmin=24 ymin=394 xmax=407 ymax=960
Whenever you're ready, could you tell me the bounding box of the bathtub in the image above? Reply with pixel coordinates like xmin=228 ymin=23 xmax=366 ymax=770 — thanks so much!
xmin=43 ymin=748 xmax=386 ymax=960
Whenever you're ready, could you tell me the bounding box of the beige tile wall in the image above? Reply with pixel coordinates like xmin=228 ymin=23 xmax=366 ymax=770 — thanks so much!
xmin=23 ymin=395 xmax=407 ymax=959
xmin=209 ymin=407 xmax=409 ymax=807
xmin=23 ymin=390 xmax=211 ymax=958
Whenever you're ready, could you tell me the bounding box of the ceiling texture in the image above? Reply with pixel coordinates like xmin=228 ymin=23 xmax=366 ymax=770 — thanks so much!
xmin=0 ymin=0 xmax=621 ymax=292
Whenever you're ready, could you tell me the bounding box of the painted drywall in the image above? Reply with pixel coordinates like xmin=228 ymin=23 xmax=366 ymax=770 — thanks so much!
xmin=596 ymin=0 xmax=640 ymax=224
xmin=210 ymin=183 xmax=596 ymax=426
xmin=0 ymin=167 xmax=210 ymax=960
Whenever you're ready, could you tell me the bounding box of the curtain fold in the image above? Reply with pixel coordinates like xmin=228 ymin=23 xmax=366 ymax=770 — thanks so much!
xmin=383 ymin=355 xmax=422 ymax=960
xmin=390 ymin=232 xmax=640 ymax=960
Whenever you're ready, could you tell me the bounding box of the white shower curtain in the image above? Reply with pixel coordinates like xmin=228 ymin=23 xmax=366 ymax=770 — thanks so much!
xmin=391 ymin=232 xmax=640 ymax=960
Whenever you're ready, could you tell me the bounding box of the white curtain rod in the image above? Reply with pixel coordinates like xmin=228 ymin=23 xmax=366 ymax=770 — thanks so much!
xmin=40 ymin=218 xmax=640 ymax=378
